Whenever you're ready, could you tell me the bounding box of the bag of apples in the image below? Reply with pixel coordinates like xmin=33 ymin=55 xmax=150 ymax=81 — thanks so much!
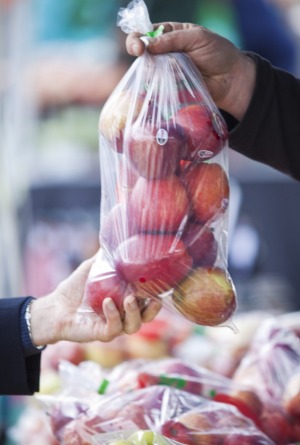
xmin=82 ymin=0 xmax=237 ymax=329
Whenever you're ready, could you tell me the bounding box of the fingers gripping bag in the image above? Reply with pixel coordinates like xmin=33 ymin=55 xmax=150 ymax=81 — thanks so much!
xmin=81 ymin=0 xmax=237 ymax=329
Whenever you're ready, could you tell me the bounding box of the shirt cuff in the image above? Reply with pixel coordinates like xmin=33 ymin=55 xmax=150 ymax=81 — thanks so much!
xmin=20 ymin=297 xmax=46 ymax=357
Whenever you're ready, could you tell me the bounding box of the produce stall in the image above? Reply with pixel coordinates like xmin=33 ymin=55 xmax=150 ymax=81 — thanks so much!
xmin=8 ymin=311 xmax=300 ymax=444
xmin=2 ymin=1 xmax=300 ymax=444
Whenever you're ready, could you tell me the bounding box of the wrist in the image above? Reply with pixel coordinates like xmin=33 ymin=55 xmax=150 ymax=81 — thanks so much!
xmin=30 ymin=293 xmax=57 ymax=346
xmin=21 ymin=297 xmax=46 ymax=356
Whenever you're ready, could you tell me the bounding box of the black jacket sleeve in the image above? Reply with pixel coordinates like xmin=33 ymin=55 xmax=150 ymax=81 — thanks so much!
xmin=0 ymin=298 xmax=41 ymax=395
xmin=228 ymin=53 xmax=300 ymax=182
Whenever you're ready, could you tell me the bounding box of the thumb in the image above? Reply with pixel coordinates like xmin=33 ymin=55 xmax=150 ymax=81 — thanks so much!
xmin=146 ymin=28 xmax=200 ymax=55
xmin=126 ymin=32 xmax=146 ymax=56
xmin=75 ymin=256 xmax=96 ymax=280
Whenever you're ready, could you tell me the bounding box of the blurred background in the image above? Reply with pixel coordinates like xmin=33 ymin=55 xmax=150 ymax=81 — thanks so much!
xmin=1 ymin=0 xmax=300 ymax=443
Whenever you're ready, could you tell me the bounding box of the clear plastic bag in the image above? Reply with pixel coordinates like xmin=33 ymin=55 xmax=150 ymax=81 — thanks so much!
xmin=81 ymin=0 xmax=237 ymax=329
xmin=100 ymin=357 xmax=267 ymax=438
xmin=36 ymin=356 xmax=281 ymax=444
xmin=233 ymin=319 xmax=300 ymax=444
xmin=47 ymin=385 xmax=275 ymax=445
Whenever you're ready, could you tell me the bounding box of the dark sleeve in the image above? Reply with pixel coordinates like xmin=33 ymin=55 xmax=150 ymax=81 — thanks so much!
xmin=0 ymin=298 xmax=41 ymax=395
xmin=228 ymin=53 xmax=300 ymax=182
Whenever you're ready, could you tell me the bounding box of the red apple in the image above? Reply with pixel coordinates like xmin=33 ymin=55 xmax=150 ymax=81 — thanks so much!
xmin=182 ymin=222 xmax=218 ymax=267
xmin=161 ymin=420 xmax=194 ymax=445
xmin=213 ymin=393 xmax=262 ymax=429
xmin=163 ymin=360 xmax=201 ymax=377
xmin=85 ymin=271 xmax=130 ymax=318
xmin=176 ymin=412 xmax=220 ymax=445
xmin=161 ymin=360 xmax=203 ymax=394
xmin=215 ymin=410 xmax=252 ymax=430
xmin=138 ymin=359 xmax=203 ymax=392
xmin=178 ymin=411 xmax=212 ymax=429
xmin=84 ymin=415 xmax=106 ymax=433
xmin=116 ymin=159 xmax=140 ymax=202
xmin=62 ymin=421 xmax=84 ymax=445
xmin=138 ymin=370 xmax=202 ymax=395
xmin=181 ymin=162 xmax=229 ymax=224
xmin=197 ymin=128 xmax=226 ymax=161
xmin=99 ymin=90 xmax=144 ymax=152
xmin=63 ymin=417 xmax=104 ymax=445
xmin=138 ymin=372 xmax=161 ymax=389
xmin=172 ymin=266 xmax=237 ymax=326
xmin=174 ymin=104 xmax=226 ymax=160
xmin=290 ymin=417 xmax=300 ymax=441
xmin=178 ymin=159 xmax=192 ymax=174
xmin=100 ymin=203 xmax=137 ymax=253
xmin=177 ymin=86 xmax=204 ymax=106
xmin=175 ymin=103 xmax=211 ymax=147
xmin=115 ymin=233 xmax=192 ymax=296
xmin=115 ymin=404 xmax=149 ymax=430
xmin=124 ymin=120 xmax=187 ymax=179
xmin=283 ymin=373 xmax=300 ymax=417
xmin=231 ymin=390 xmax=263 ymax=418
xmin=129 ymin=175 xmax=190 ymax=233
xmin=285 ymin=392 xmax=300 ymax=418
xmin=224 ymin=435 xmax=269 ymax=445
xmin=260 ymin=410 xmax=293 ymax=445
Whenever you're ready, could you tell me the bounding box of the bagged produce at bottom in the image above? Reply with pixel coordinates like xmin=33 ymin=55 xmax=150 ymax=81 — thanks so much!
xmin=233 ymin=318 xmax=300 ymax=444
xmin=41 ymin=381 xmax=274 ymax=445
xmin=105 ymin=430 xmax=173 ymax=445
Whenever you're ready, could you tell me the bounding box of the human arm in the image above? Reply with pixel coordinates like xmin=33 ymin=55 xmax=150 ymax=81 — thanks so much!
xmin=126 ymin=22 xmax=256 ymax=121
xmin=29 ymin=257 xmax=161 ymax=347
xmin=0 ymin=258 xmax=161 ymax=395
xmin=0 ymin=297 xmax=41 ymax=395
xmin=126 ymin=22 xmax=300 ymax=181
xmin=229 ymin=53 xmax=300 ymax=180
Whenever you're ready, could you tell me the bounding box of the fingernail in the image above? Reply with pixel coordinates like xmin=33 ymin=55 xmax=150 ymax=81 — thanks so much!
xmin=105 ymin=298 xmax=116 ymax=311
xmin=126 ymin=294 xmax=137 ymax=308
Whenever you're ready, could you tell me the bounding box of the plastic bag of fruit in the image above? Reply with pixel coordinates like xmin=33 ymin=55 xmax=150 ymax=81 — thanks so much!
xmin=233 ymin=318 xmax=300 ymax=444
xmin=36 ymin=357 xmax=278 ymax=444
xmin=80 ymin=0 xmax=237 ymax=329
xmin=98 ymin=357 xmax=240 ymax=398
xmin=96 ymin=356 xmax=300 ymax=445
xmin=35 ymin=359 xmax=110 ymax=442
xmin=65 ymin=429 xmax=175 ymax=445
xmin=233 ymin=319 xmax=300 ymax=403
xmin=99 ymin=357 xmax=271 ymax=439
xmin=60 ymin=389 xmax=275 ymax=445
xmin=48 ymin=385 xmax=204 ymax=443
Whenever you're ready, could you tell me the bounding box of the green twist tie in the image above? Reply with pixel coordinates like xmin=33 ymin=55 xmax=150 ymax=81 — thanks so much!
xmin=98 ymin=378 xmax=110 ymax=394
xmin=146 ymin=25 xmax=164 ymax=38
xmin=158 ymin=374 xmax=187 ymax=389
xmin=209 ymin=389 xmax=217 ymax=398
